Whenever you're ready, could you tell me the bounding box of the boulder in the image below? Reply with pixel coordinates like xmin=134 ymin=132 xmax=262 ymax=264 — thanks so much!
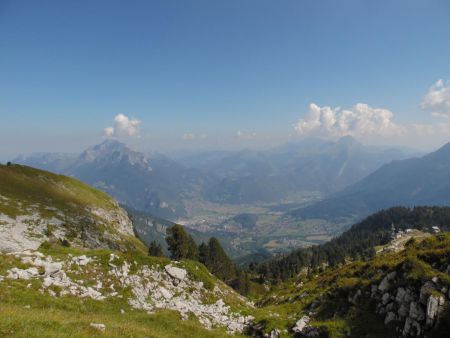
xmin=398 ymin=303 xmax=409 ymax=318
xmin=164 ymin=265 xmax=187 ymax=281
xmin=395 ymin=287 xmax=406 ymax=303
xmin=269 ymin=328 xmax=280 ymax=338
xmin=43 ymin=262 xmax=63 ymax=276
xmin=72 ymin=255 xmax=91 ymax=266
xmin=90 ymin=323 xmax=106 ymax=332
xmin=292 ymin=315 xmax=310 ymax=333
xmin=419 ymin=282 xmax=435 ymax=304
xmin=409 ymin=301 xmax=425 ymax=321
xmin=426 ymin=294 xmax=444 ymax=326
xmin=403 ymin=317 xmax=421 ymax=336
xmin=379 ymin=271 xmax=396 ymax=291
xmin=7 ymin=267 xmax=39 ymax=279
xmin=384 ymin=311 xmax=397 ymax=325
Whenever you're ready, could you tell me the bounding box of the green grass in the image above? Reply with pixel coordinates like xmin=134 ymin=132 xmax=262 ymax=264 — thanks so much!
xmin=250 ymin=232 xmax=450 ymax=337
xmin=0 ymin=243 xmax=250 ymax=338
xmin=0 ymin=294 xmax=234 ymax=338
xmin=0 ymin=164 xmax=147 ymax=253
xmin=0 ymin=164 xmax=114 ymax=216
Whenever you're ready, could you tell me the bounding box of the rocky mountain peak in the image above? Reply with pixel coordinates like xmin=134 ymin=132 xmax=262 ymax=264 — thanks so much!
xmin=78 ymin=140 xmax=151 ymax=168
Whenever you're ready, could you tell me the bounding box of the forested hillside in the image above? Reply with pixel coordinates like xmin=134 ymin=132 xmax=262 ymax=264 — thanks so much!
xmin=256 ymin=206 xmax=450 ymax=280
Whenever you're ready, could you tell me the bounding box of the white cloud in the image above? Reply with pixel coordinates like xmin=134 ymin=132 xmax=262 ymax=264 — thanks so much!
xmin=104 ymin=114 xmax=141 ymax=138
xmin=294 ymin=103 xmax=401 ymax=138
xmin=235 ymin=130 xmax=257 ymax=139
xmin=421 ymin=79 xmax=450 ymax=117
xmin=182 ymin=133 xmax=207 ymax=141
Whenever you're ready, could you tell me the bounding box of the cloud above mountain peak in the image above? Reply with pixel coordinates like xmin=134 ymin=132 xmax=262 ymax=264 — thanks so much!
xmin=104 ymin=114 xmax=141 ymax=138
xmin=294 ymin=103 xmax=400 ymax=138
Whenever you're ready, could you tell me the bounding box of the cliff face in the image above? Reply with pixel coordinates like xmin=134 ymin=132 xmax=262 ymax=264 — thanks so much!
xmin=360 ymin=267 xmax=448 ymax=336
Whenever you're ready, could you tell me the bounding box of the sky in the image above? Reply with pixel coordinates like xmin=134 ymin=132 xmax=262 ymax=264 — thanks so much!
xmin=1 ymin=0 xmax=450 ymax=159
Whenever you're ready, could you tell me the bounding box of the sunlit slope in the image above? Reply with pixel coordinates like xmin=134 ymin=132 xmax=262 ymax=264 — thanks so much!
xmin=0 ymin=163 xmax=145 ymax=253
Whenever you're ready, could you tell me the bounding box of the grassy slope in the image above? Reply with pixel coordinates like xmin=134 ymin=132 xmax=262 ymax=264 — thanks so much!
xmin=0 ymin=164 xmax=146 ymax=253
xmin=0 ymin=244 xmax=250 ymax=338
xmin=0 ymin=164 xmax=114 ymax=216
xmin=253 ymin=233 xmax=450 ymax=337
xmin=0 ymin=164 xmax=254 ymax=337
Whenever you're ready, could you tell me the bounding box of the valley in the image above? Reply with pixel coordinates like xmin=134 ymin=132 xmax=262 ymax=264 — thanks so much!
xmin=178 ymin=197 xmax=345 ymax=257
xmin=15 ymin=136 xmax=405 ymax=258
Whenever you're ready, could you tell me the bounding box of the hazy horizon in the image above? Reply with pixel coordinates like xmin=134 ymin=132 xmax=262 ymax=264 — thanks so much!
xmin=1 ymin=1 xmax=450 ymax=158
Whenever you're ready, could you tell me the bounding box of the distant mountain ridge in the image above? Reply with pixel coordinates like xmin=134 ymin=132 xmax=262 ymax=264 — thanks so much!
xmin=293 ymin=141 xmax=450 ymax=221
xmin=180 ymin=136 xmax=414 ymax=204
xmin=15 ymin=137 xmax=413 ymax=219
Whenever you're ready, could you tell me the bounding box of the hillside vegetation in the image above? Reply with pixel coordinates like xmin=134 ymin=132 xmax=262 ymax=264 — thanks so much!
xmin=0 ymin=243 xmax=253 ymax=337
xmin=257 ymin=206 xmax=450 ymax=280
xmin=254 ymin=232 xmax=450 ymax=337
xmin=2 ymin=163 xmax=450 ymax=337
xmin=0 ymin=165 xmax=255 ymax=336
xmin=0 ymin=164 xmax=145 ymax=253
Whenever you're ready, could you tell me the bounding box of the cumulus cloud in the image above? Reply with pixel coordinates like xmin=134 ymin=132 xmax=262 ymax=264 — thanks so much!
xmin=235 ymin=130 xmax=257 ymax=139
xmin=294 ymin=103 xmax=401 ymax=138
xmin=421 ymin=79 xmax=450 ymax=117
xmin=104 ymin=114 xmax=141 ymax=138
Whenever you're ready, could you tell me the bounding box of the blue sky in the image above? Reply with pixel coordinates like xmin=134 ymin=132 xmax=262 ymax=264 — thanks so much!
xmin=1 ymin=0 xmax=450 ymax=157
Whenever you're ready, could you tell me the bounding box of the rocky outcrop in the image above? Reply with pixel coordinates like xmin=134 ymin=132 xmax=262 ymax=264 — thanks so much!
xmin=0 ymin=165 xmax=137 ymax=253
xmin=0 ymin=213 xmax=59 ymax=253
xmin=368 ymin=267 xmax=448 ymax=337
xmin=0 ymin=250 xmax=253 ymax=333
xmin=87 ymin=204 xmax=134 ymax=236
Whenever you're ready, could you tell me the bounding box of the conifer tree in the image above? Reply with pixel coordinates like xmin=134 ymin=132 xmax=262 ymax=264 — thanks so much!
xmin=186 ymin=234 xmax=199 ymax=260
xmin=148 ymin=240 xmax=164 ymax=257
xmin=166 ymin=224 xmax=198 ymax=260
xmin=199 ymin=237 xmax=236 ymax=282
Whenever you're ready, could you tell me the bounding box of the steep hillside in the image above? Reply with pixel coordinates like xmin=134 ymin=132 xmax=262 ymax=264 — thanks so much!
xmin=254 ymin=233 xmax=450 ymax=337
xmin=293 ymin=142 xmax=450 ymax=221
xmin=128 ymin=207 xmax=241 ymax=258
xmin=0 ymin=163 xmax=143 ymax=253
xmin=0 ymin=244 xmax=254 ymax=337
xmin=0 ymin=164 xmax=256 ymax=337
xmin=258 ymin=206 xmax=450 ymax=280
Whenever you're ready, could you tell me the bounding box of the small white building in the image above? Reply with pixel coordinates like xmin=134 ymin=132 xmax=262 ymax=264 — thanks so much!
xmin=432 ymin=226 xmax=440 ymax=233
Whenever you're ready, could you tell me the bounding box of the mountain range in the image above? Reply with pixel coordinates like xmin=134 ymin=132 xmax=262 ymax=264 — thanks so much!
xmin=15 ymin=137 xmax=413 ymax=220
xmin=16 ymin=140 xmax=210 ymax=220
xmin=293 ymin=141 xmax=450 ymax=221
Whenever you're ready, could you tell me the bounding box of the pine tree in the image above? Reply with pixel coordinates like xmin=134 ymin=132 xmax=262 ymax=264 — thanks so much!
xmin=186 ymin=234 xmax=199 ymax=260
xmin=231 ymin=268 xmax=251 ymax=295
xmin=166 ymin=224 xmax=198 ymax=260
xmin=198 ymin=242 xmax=208 ymax=263
xmin=200 ymin=237 xmax=236 ymax=282
xmin=148 ymin=240 xmax=164 ymax=257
